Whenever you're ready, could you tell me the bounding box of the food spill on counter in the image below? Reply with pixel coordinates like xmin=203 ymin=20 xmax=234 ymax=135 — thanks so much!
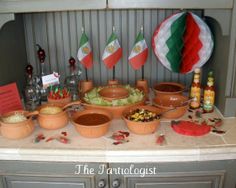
xmin=109 ymin=130 xmax=130 ymax=145
xmin=34 ymin=131 xmax=70 ymax=144
xmin=156 ymin=134 xmax=166 ymax=145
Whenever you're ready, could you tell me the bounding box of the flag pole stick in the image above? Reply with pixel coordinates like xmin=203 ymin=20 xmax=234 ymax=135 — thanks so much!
xmin=140 ymin=26 xmax=144 ymax=80
xmin=85 ymin=69 xmax=88 ymax=81
xmin=112 ymin=26 xmax=116 ymax=80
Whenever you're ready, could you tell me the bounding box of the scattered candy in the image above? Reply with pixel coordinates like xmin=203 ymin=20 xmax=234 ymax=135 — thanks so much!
xmin=45 ymin=137 xmax=55 ymax=142
xmin=110 ymin=130 xmax=130 ymax=145
xmin=57 ymin=136 xmax=70 ymax=144
xmin=61 ymin=131 xmax=67 ymax=136
xmin=34 ymin=133 xmax=45 ymax=143
xmin=212 ymin=129 xmax=225 ymax=134
xmin=156 ymin=134 xmax=165 ymax=145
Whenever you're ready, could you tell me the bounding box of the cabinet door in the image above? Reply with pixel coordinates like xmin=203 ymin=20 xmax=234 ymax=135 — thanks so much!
xmin=3 ymin=176 xmax=90 ymax=188
xmin=109 ymin=163 xmax=225 ymax=188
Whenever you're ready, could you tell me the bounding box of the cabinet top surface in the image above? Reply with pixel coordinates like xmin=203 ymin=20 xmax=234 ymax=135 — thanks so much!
xmin=0 ymin=107 xmax=236 ymax=163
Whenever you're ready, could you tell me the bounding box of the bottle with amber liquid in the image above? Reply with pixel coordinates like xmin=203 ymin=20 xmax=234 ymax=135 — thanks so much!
xmin=190 ymin=68 xmax=201 ymax=109
xmin=203 ymin=72 xmax=215 ymax=113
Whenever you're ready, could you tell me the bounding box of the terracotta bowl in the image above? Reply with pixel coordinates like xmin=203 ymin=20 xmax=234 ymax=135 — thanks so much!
xmin=99 ymin=87 xmax=129 ymax=101
xmin=47 ymin=96 xmax=72 ymax=107
xmin=122 ymin=106 xmax=162 ymax=135
xmin=37 ymin=101 xmax=81 ymax=130
xmin=153 ymin=95 xmax=189 ymax=119
xmin=0 ymin=110 xmax=35 ymax=139
xmin=71 ymin=109 xmax=112 ymax=138
xmin=153 ymin=82 xmax=185 ymax=96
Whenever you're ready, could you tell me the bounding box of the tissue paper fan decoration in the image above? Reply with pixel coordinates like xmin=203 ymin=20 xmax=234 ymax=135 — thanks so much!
xmin=152 ymin=12 xmax=214 ymax=74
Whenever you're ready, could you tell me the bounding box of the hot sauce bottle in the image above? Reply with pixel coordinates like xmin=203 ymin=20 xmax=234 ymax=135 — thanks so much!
xmin=190 ymin=68 xmax=201 ymax=109
xmin=203 ymin=72 xmax=215 ymax=113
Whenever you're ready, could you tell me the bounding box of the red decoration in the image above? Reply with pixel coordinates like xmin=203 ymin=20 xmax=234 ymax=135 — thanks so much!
xmin=36 ymin=44 xmax=46 ymax=63
xmin=171 ymin=120 xmax=211 ymax=136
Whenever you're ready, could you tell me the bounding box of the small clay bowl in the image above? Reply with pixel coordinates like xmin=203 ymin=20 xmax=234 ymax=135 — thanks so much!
xmin=99 ymin=87 xmax=129 ymax=101
xmin=153 ymin=95 xmax=189 ymax=119
xmin=122 ymin=106 xmax=162 ymax=135
xmin=47 ymin=95 xmax=72 ymax=107
xmin=37 ymin=101 xmax=81 ymax=130
xmin=0 ymin=110 xmax=36 ymax=139
xmin=153 ymin=82 xmax=185 ymax=96
xmin=71 ymin=109 xmax=112 ymax=138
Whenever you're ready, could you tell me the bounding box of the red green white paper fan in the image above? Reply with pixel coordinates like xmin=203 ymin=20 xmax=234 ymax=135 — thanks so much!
xmin=152 ymin=12 xmax=214 ymax=74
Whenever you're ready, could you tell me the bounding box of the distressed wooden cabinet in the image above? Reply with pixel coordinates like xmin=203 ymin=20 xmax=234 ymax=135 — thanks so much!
xmin=0 ymin=160 xmax=236 ymax=188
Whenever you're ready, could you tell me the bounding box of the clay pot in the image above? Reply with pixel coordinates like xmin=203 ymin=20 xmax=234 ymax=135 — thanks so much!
xmin=153 ymin=95 xmax=189 ymax=119
xmin=47 ymin=96 xmax=72 ymax=107
xmin=71 ymin=109 xmax=112 ymax=138
xmin=123 ymin=106 xmax=162 ymax=135
xmin=153 ymin=82 xmax=185 ymax=97
xmin=98 ymin=87 xmax=129 ymax=101
xmin=79 ymin=80 xmax=93 ymax=94
xmin=37 ymin=101 xmax=81 ymax=130
xmin=136 ymin=79 xmax=149 ymax=94
xmin=0 ymin=111 xmax=36 ymax=139
xmin=108 ymin=79 xmax=119 ymax=85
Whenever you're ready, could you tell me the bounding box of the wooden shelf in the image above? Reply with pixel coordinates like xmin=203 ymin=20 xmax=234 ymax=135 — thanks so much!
xmin=108 ymin=0 xmax=233 ymax=9
xmin=0 ymin=0 xmax=106 ymax=13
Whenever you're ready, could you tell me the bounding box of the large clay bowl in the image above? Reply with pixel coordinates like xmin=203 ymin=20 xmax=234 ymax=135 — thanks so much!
xmin=71 ymin=109 xmax=112 ymax=138
xmin=153 ymin=95 xmax=189 ymax=119
xmin=82 ymin=98 xmax=146 ymax=119
xmin=123 ymin=106 xmax=162 ymax=135
xmin=0 ymin=110 xmax=35 ymax=139
xmin=153 ymin=82 xmax=185 ymax=96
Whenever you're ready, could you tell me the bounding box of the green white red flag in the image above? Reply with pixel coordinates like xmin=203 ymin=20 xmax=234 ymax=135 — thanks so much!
xmin=77 ymin=32 xmax=93 ymax=69
xmin=129 ymin=31 xmax=148 ymax=70
xmin=102 ymin=32 xmax=122 ymax=69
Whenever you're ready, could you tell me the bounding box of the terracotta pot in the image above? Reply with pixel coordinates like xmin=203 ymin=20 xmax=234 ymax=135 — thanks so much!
xmin=79 ymin=80 xmax=93 ymax=94
xmin=37 ymin=101 xmax=81 ymax=130
xmin=122 ymin=106 xmax=161 ymax=135
xmin=0 ymin=111 xmax=35 ymax=139
xmin=153 ymin=82 xmax=185 ymax=97
xmin=71 ymin=109 xmax=112 ymax=138
xmin=136 ymin=79 xmax=149 ymax=94
xmin=47 ymin=96 xmax=72 ymax=107
xmin=108 ymin=79 xmax=119 ymax=85
xmin=153 ymin=95 xmax=189 ymax=119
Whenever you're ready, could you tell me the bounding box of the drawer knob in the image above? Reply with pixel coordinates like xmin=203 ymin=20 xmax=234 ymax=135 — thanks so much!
xmin=112 ymin=179 xmax=121 ymax=188
xmin=97 ymin=179 xmax=106 ymax=188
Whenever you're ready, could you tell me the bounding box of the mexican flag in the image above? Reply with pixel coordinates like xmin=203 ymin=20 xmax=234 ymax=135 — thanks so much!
xmin=77 ymin=32 xmax=93 ymax=69
xmin=102 ymin=32 xmax=122 ymax=69
xmin=152 ymin=12 xmax=214 ymax=74
xmin=129 ymin=31 xmax=148 ymax=70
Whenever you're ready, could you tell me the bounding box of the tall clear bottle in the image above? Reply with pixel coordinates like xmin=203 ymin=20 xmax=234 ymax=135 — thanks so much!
xmin=36 ymin=44 xmax=48 ymax=102
xmin=24 ymin=64 xmax=40 ymax=110
xmin=64 ymin=57 xmax=82 ymax=100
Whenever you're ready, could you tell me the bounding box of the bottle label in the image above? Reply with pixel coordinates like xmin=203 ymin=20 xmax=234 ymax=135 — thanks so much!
xmin=203 ymin=90 xmax=215 ymax=111
xmin=190 ymin=86 xmax=201 ymax=108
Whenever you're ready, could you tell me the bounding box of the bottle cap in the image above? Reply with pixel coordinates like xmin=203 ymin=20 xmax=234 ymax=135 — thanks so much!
xmin=194 ymin=68 xmax=201 ymax=74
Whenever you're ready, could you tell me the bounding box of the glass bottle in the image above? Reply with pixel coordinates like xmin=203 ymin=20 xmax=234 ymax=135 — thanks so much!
xmin=36 ymin=44 xmax=48 ymax=102
xmin=203 ymin=72 xmax=215 ymax=113
xmin=24 ymin=65 xmax=40 ymax=110
xmin=64 ymin=57 xmax=82 ymax=101
xmin=190 ymin=68 xmax=201 ymax=109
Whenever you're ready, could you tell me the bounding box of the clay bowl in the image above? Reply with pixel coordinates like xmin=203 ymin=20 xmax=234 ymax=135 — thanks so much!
xmin=122 ymin=106 xmax=162 ymax=135
xmin=98 ymin=87 xmax=129 ymax=101
xmin=153 ymin=95 xmax=189 ymax=119
xmin=0 ymin=110 xmax=36 ymax=139
xmin=71 ymin=109 xmax=112 ymax=138
xmin=153 ymin=82 xmax=185 ymax=97
xmin=37 ymin=101 xmax=81 ymax=130
xmin=47 ymin=95 xmax=72 ymax=107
